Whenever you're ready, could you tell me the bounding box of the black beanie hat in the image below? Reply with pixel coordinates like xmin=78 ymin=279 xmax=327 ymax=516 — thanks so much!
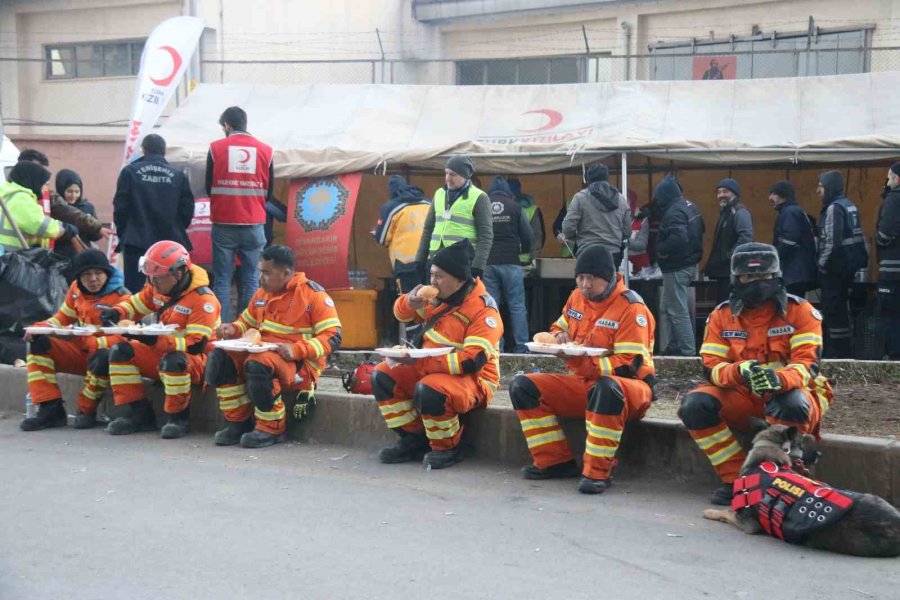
xmin=575 ymin=245 xmax=616 ymax=281
xmin=716 ymin=178 xmax=740 ymax=197
xmin=768 ymin=180 xmax=795 ymax=202
xmin=431 ymin=239 xmax=474 ymax=281
xmin=586 ymin=163 xmax=609 ymax=183
xmin=55 ymin=168 xmax=83 ymax=198
xmin=891 ymin=162 xmax=900 ymax=177
xmin=445 ymin=155 xmax=475 ymax=179
xmin=71 ymin=248 xmax=114 ymax=278
xmin=8 ymin=161 xmax=51 ymax=198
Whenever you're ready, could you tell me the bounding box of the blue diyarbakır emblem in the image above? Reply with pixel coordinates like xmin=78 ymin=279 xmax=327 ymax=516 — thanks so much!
xmin=293 ymin=179 xmax=349 ymax=232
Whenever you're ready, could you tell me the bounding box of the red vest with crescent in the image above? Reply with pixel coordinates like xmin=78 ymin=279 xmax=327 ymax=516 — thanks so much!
xmin=209 ymin=132 xmax=273 ymax=225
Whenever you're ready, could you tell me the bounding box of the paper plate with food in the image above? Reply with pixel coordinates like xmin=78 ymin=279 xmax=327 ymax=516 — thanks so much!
xmin=25 ymin=324 xmax=99 ymax=337
xmin=375 ymin=345 xmax=454 ymax=358
xmin=526 ymin=332 xmax=608 ymax=356
xmin=212 ymin=328 xmax=279 ymax=353
xmin=122 ymin=321 xmax=180 ymax=336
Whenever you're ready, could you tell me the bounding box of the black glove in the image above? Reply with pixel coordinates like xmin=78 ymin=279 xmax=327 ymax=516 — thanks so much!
xmin=126 ymin=334 xmax=157 ymax=347
xmin=292 ymin=391 xmax=316 ymax=422
xmin=737 ymin=360 xmax=759 ymax=386
xmin=99 ymin=309 xmax=121 ymax=326
xmin=471 ymin=267 xmax=483 ymax=279
xmin=30 ymin=334 xmax=51 ymax=355
xmin=750 ymin=366 xmax=782 ymax=395
xmin=58 ymin=223 xmax=79 ymax=241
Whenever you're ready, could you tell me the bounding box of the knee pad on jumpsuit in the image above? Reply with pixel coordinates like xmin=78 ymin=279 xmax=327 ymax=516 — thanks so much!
xmin=587 ymin=376 xmax=625 ymax=415
xmin=764 ymin=389 xmax=811 ymax=424
xmin=509 ymin=375 xmax=540 ymax=410
xmin=245 ymin=360 xmax=275 ymax=411
xmin=109 ymin=341 xmax=134 ymax=362
xmin=414 ymin=382 xmax=447 ymax=416
xmin=87 ymin=349 xmax=111 ymax=377
xmin=158 ymin=351 xmax=188 ymax=373
xmin=369 ymin=369 xmax=396 ymax=402
xmin=29 ymin=335 xmax=51 ymax=355
xmin=678 ymin=391 xmax=722 ymax=430
xmin=205 ymin=348 xmax=237 ymax=386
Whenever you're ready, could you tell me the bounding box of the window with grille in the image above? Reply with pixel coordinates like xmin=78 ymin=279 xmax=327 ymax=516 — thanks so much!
xmin=457 ymin=56 xmax=597 ymax=85
xmin=45 ymin=40 xmax=146 ymax=80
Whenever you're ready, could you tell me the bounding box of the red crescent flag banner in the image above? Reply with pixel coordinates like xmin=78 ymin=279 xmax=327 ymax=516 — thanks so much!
xmin=286 ymin=173 xmax=362 ymax=289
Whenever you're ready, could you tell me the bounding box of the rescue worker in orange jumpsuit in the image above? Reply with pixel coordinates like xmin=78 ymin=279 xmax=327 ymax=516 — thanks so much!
xmin=679 ymin=242 xmax=833 ymax=505
xmin=96 ymin=241 xmax=221 ymax=439
xmin=207 ymin=245 xmax=342 ymax=448
xmin=372 ymin=239 xmax=503 ymax=469
xmin=509 ymin=245 xmax=657 ymax=494
xmin=21 ymin=249 xmax=129 ymax=431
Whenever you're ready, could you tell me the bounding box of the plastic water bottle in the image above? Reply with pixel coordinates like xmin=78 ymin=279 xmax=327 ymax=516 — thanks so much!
xmin=25 ymin=393 xmax=37 ymax=419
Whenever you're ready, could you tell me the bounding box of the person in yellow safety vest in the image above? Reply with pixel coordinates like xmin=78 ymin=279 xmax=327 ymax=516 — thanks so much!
xmin=0 ymin=161 xmax=78 ymax=252
xmin=509 ymin=177 xmax=545 ymax=267
xmin=372 ymin=175 xmax=431 ymax=294
xmin=413 ymin=155 xmax=494 ymax=283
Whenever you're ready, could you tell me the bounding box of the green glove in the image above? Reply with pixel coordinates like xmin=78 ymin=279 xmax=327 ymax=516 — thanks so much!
xmin=737 ymin=360 xmax=759 ymax=386
xmin=750 ymin=366 xmax=782 ymax=395
xmin=292 ymin=390 xmax=316 ymax=422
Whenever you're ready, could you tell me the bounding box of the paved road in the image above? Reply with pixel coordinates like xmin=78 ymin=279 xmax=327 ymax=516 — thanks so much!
xmin=1 ymin=418 xmax=897 ymax=600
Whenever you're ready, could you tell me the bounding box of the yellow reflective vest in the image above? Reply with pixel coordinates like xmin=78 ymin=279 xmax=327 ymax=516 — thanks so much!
xmin=428 ymin=184 xmax=484 ymax=253
xmin=0 ymin=181 xmax=62 ymax=251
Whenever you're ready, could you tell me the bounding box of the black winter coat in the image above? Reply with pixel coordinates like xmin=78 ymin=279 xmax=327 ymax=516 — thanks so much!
xmin=877 ymin=187 xmax=900 ymax=282
xmin=773 ymin=200 xmax=817 ymax=291
xmin=654 ymin=176 xmax=705 ymax=273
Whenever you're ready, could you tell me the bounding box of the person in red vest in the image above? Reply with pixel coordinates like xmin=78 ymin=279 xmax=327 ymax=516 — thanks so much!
xmin=205 ymin=106 xmax=275 ymax=322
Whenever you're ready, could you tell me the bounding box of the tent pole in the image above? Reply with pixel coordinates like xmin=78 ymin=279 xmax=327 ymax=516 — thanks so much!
xmin=621 ymin=151 xmax=629 ymax=285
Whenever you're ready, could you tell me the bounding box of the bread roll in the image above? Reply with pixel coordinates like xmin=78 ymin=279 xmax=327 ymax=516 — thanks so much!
xmin=417 ymin=285 xmax=439 ymax=300
xmin=533 ymin=332 xmax=557 ymax=344
xmin=241 ymin=328 xmax=262 ymax=346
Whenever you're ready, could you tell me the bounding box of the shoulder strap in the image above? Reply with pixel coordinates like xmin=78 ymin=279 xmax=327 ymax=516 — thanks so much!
xmin=410 ymin=303 xmax=455 ymax=349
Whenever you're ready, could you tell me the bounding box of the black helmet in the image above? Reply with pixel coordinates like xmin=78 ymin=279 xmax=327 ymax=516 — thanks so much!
xmin=730 ymin=243 xmax=781 ymax=283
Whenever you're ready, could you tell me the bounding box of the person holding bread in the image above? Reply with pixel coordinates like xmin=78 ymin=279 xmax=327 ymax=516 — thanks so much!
xmin=370 ymin=239 xmax=503 ymax=469
xmin=205 ymin=245 xmax=342 ymax=449
xmin=509 ymin=245 xmax=657 ymax=495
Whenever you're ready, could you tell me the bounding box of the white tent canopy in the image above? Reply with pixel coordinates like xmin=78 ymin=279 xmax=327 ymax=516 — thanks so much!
xmin=159 ymin=71 xmax=900 ymax=178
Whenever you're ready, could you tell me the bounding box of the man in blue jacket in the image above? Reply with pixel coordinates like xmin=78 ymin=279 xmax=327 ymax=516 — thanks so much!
xmin=769 ymin=180 xmax=817 ymax=297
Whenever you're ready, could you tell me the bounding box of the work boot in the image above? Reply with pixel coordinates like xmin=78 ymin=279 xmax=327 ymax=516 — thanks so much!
xmin=160 ymin=408 xmax=190 ymax=439
xmin=577 ymin=476 xmax=612 ymax=495
xmin=106 ymin=400 xmax=157 ymax=435
xmin=423 ymin=445 xmax=464 ymax=470
xmin=378 ymin=431 xmax=429 ymax=464
xmin=214 ymin=419 xmax=254 ymax=446
xmin=20 ymin=399 xmax=67 ymax=431
xmin=710 ymin=482 xmax=734 ymax=506
xmin=521 ymin=459 xmax=580 ymax=480
xmin=240 ymin=428 xmax=283 ymax=449
xmin=73 ymin=412 xmax=98 ymax=430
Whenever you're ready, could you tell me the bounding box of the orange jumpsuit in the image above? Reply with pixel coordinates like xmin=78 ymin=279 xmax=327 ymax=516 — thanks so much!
xmin=97 ymin=265 xmax=221 ymax=414
xmin=211 ymin=272 xmax=341 ymax=436
xmin=373 ymin=278 xmax=502 ymax=451
xmin=680 ymin=295 xmax=833 ymax=483
xmin=510 ymin=275 xmax=656 ymax=480
xmin=27 ymin=281 xmax=128 ymax=414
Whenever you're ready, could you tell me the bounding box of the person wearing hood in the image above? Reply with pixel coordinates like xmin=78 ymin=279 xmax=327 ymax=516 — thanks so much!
xmin=816 ymin=170 xmax=868 ymax=358
xmin=704 ymin=178 xmax=754 ymax=303
xmin=52 ymin=169 xmax=102 ymax=259
xmin=483 ymin=176 xmax=533 ymax=353
xmin=508 ymin=177 xmax=545 ymax=266
xmin=0 ymin=161 xmax=78 ymax=252
xmin=370 ymin=240 xmax=503 ymax=470
xmin=373 ymin=175 xmax=430 ymax=295
xmin=561 ymin=163 xmax=631 ymax=266
xmin=653 ymin=175 xmax=705 ymax=356
xmin=769 ymin=181 xmax=817 ymax=297
xmin=876 ymin=162 xmax=900 ymax=359
xmin=509 ymin=245 xmax=656 ymax=495
xmin=20 ymin=249 xmax=130 ymax=432
xmin=95 ymin=241 xmax=221 ymax=440
xmin=679 ymin=243 xmax=832 ymax=506
xmin=414 ymin=154 xmax=494 ymax=281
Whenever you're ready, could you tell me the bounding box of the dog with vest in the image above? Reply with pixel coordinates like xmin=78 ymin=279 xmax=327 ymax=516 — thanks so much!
xmin=703 ymin=422 xmax=900 ymax=557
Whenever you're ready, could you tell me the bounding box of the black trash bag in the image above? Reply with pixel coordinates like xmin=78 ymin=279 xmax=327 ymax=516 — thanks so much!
xmin=0 ymin=248 xmax=70 ymax=336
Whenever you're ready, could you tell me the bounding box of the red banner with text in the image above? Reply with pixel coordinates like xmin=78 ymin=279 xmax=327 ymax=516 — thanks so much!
xmin=286 ymin=173 xmax=361 ymax=289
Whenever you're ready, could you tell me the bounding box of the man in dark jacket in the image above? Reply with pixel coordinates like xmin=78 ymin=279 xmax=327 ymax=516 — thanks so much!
xmin=877 ymin=162 xmax=900 ymax=358
xmin=560 ymin=163 xmax=631 ymax=265
xmin=508 ymin=177 xmax=545 ymax=267
xmin=769 ymin=180 xmax=817 ymax=297
xmin=113 ymin=134 xmax=194 ymax=292
xmin=817 ymin=170 xmax=868 ymax=358
xmin=653 ymin=175 xmax=705 ymax=356
xmin=484 ymin=176 xmax=533 ymax=353
xmin=704 ymin=178 xmax=754 ymax=303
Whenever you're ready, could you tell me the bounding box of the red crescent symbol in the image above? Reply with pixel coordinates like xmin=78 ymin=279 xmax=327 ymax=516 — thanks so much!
xmin=238 ymin=149 xmax=251 ymax=163
xmin=149 ymin=45 xmax=183 ymax=87
xmin=519 ymin=109 xmax=563 ymax=132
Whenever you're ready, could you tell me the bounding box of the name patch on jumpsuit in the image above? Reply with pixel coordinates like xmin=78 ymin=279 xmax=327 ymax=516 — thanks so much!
xmin=768 ymin=325 xmax=795 ymax=337
xmin=595 ymin=319 xmax=619 ymax=330
xmin=566 ymin=309 xmax=583 ymax=321
xmin=722 ymin=330 xmax=748 ymax=339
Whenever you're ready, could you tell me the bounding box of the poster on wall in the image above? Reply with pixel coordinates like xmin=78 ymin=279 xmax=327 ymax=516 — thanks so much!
xmin=692 ymin=56 xmax=737 ymax=80
xmin=286 ymin=173 xmax=362 ymax=289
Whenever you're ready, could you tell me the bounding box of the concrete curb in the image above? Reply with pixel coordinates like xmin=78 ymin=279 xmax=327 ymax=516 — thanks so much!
xmin=1 ymin=365 xmax=895 ymax=506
